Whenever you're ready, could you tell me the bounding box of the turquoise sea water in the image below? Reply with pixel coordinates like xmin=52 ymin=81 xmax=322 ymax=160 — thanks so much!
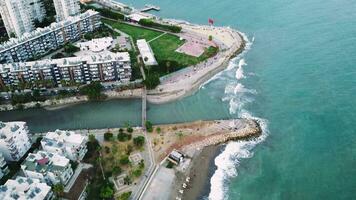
xmin=1 ymin=0 xmax=356 ymax=199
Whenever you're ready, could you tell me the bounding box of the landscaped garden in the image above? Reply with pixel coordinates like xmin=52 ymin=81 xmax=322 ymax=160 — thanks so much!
xmin=102 ymin=19 xmax=219 ymax=76
xmin=84 ymin=125 xmax=146 ymax=200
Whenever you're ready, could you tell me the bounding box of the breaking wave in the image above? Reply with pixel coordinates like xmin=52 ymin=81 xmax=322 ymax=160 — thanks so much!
xmin=207 ymin=34 xmax=269 ymax=200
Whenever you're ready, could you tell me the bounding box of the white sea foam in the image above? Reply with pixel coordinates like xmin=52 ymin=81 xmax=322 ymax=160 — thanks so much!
xmin=200 ymin=31 xmax=253 ymax=89
xmin=208 ymin=114 xmax=268 ymax=200
xmin=208 ymin=34 xmax=269 ymax=200
xmin=235 ymin=59 xmax=246 ymax=80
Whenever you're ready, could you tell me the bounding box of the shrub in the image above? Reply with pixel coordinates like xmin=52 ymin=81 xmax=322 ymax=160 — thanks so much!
xmin=138 ymin=19 xmax=182 ymax=33
xmin=143 ymin=72 xmax=160 ymax=89
xmin=133 ymin=136 xmax=145 ymax=147
xmin=208 ymin=35 xmax=213 ymax=41
xmin=166 ymin=161 xmax=174 ymax=168
xmin=145 ymin=121 xmax=153 ymax=132
xmin=127 ymin=126 xmax=133 ymax=133
xmin=104 ymin=132 xmax=113 ymax=141
xmin=117 ymin=132 xmax=129 ymax=142
xmin=104 ymin=146 xmax=110 ymax=154
xmin=112 ymin=166 xmax=122 ymax=176
xmin=99 ymin=184 xmax=114 ymax=199
xmin=139 ymin=159 xmax=145 ymax=169
xmin=132 ymin=168 xmax=142 ymax=177
xmin=63 ymin=42 xmax=80 ymax=54
xmin=79 ymin=81 xmax=106 ymax=101
xmin=118 ymin=191 xmax=132 ymax=200
xmin=119 ymin=128 xmax=124 ymax=134
xmin=156 ymin=127 xmax=161 ymax=134
xmin=124 ymin=176 xmax=131 ymax=185
xmin=119 ymin=155 xmax=130 ymax=165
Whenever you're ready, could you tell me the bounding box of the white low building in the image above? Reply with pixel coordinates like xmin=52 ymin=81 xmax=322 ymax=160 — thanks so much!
xmin=137 ymin=39 xmax=158 ymax=66
xmin=41 ymin=130 xmax=88 ymax=161
xmin=0 ymin=121 xmax=32 ymax=161
xmin=21 ymin=151 xmax=73 ymax=186
xmin=0 ymin=176 xmax=53 ymax=200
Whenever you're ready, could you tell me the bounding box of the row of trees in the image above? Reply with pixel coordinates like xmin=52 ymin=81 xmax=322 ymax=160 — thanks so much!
xmin=138 ymin=19 xmax=182 ymax=33
xmin=104 ymin=131 xmax=145 ymax=148
xmin=11 ymin=90 xmax=47 ymax=105
xmin=79 ymin=81 xmax=106 ymax=101
xmin=81 ymin=4 xmax=125 ymax=20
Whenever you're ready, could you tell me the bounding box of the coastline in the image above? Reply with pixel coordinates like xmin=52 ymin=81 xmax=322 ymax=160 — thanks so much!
xmin=0 ymin=21 xmax=246 ymax=112
xmin=147 ymin=24 xmax=246 ymax=104
xmin=141 ymin=119 xmax=261 ymax=200
xmin=180 ymin=145 xmax=221 ymax=200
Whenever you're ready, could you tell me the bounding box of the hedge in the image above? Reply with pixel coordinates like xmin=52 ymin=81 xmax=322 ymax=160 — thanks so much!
xmin=138 ymin=19 xmax=182 ymax=33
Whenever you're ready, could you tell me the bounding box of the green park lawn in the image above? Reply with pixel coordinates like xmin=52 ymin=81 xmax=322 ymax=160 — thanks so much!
xmin=102 ymin=19 xmax=219 ymax=75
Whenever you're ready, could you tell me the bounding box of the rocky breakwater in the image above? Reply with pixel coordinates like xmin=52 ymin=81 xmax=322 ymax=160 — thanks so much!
xmin=183 ymin=119 xmax=262 ymax=151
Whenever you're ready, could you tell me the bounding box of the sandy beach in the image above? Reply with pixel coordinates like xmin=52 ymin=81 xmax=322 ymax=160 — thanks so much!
xmin=180 ymin=145 xmax=221 ymax=200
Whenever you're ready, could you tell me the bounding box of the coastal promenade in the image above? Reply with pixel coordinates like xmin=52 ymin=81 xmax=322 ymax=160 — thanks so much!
xmin=147 ymin=23 xmax=245 ymax=104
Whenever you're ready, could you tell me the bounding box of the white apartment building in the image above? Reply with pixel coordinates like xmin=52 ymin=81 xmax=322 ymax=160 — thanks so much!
xmin=0 ymin=10 xmax=101 ymax=64
xmin=53 ymin=0 xmax=81 ymax=22
xmin=0 ymin=51 xmax=132 ymax=89
xmin=21 ymin=151 xmax=74 ymax=186
xmin=0 ymin=121 xmax=32 ymax=161
xmin=0 ymin=0 xmax=46 ymax=37
xmin=0 ymin=153 xmax=9 ymax=179
xmin=0 ymin=176 xmax=53 ymax=200
xmin=41 ymin=130 xmax=88 ymax=161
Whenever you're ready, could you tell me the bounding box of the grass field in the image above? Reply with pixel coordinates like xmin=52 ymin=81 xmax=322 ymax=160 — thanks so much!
xmin=103 ymin=19 xmax=219 ymax=75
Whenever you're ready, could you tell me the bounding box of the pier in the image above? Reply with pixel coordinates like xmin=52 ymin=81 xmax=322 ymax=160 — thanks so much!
xmin=139 ymin=4 xmax=160 ymax=12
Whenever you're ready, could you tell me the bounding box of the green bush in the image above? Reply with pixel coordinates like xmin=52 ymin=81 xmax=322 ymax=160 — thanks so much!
xmin=117 ymin=132 xmax=130 ymax=142
xmin=79 ymin=82 xmax=106 ymax=101
xmin=118 ymin=191 xmax=132 ymax=200
xmin=120 ymin=155 xmax=130 ymax=165
xmin=82 ymin=4 xmax=124 ymax=20
xmin=99 ymin=184 xmax=114 ymax=199
xmin=112 ymin=166 xmax=122 ymax=176
xmin=127 ymin=126 xmax=133 ymax=133
xmin=145 ymin=121 xmax=153 ymax=132
xmin=166 ymin=161 xmax=174 ymax=168
xmin=132 ymin=168 xmax=142 ymax=177
xmin=63 ymin=42 xmax=80 ymax=54
xmin=133 ymin=136 xmax=145 ymax=147
xmin=139 ymin=19 xmax=182 ymax=33
xmin=143 ymin=72 xmax=160 ymax=89
xmin=104 ymin=132 xmax=113 ymax=141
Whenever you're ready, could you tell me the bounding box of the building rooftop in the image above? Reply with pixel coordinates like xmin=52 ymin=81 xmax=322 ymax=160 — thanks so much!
xmin=77 ymin=37 xmax=113 ymax=53
xmin=0 ymin=10 xmax=100 ymax=52
xmin=22 ymin=151 xmax=69 ymax=174
xmin=42 ymin=130 xmax=86 ymax=147
xmin=0 ymin=121 xmax=28 ymax=140
xmin=0 ymin=176 xmax=51 ymax=200
xmin=137 ymin=39 xmax=158 ymax=66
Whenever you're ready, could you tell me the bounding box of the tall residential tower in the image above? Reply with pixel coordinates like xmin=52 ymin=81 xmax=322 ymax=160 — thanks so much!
xmin=53 ymin=0 xmax=81 ymax=22
xmin=0 ymin=0 xmax=46 ymax=37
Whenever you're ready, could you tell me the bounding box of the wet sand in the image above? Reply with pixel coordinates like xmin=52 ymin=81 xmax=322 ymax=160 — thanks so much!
xmin=182 ymin=145 xmax=221 ymax=200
